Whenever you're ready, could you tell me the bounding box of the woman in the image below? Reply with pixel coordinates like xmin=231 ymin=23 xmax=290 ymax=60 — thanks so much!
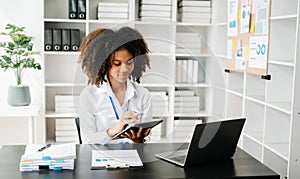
xmin=77 ymin=27 xmax=152 ymax=144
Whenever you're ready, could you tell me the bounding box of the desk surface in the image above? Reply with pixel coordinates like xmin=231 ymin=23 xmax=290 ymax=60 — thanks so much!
xmin=0 ymin=143 xmax=279 ymax=179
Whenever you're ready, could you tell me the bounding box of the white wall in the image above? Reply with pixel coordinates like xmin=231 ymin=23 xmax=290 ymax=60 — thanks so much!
xmin=0 ymin=0 xmax=44 ymax=144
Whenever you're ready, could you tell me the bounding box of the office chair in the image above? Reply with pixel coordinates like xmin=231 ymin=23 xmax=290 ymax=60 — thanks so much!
xmin=75 ymin=117 xmax=82 ymax=144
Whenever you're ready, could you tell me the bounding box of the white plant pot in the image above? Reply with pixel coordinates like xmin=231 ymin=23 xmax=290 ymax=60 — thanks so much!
xmin=7 ymin=85 xmax=31 ymax=106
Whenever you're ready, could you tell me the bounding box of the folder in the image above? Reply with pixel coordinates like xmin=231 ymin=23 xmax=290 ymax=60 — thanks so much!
xmin=53 ymin=29 xmax=62 ymax=51
xmin=44 ymin=29 xmax=53 ymax=51
xmin=77 ymin=0 xmax=86 ymax=19
xmin=62 ymin=29 xmax=71 ymax=51
xmin=91 ymin=150 xmax=143 ymax=170
xmin=69 ymin=0 xmax=77 ymax=19
xmin=71 ymin=29 xmax=80 ymax=51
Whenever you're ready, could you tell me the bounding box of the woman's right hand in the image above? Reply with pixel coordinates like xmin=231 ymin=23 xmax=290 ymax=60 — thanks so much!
xmin=119 ymin=110 xmax=139 ymax=125
xmin=107 ymin=110 xmax=139 ymax=137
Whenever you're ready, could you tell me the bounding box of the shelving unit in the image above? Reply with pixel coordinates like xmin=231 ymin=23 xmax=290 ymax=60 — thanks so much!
xmin=210 ymin=0 xmax=300 ymax=178
xmin=43 ymin=0 xmax=214 ymax=144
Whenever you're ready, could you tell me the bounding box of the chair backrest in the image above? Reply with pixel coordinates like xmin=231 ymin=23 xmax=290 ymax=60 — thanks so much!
xmin=75 ymin=117 xmax=82 ymax=144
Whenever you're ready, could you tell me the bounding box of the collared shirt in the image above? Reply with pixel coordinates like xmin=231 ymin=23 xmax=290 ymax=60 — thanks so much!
xmin=78 ymin=79 xmax=152 ymax=144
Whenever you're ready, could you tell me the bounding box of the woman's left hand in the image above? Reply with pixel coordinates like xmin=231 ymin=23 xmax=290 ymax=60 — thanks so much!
xmin=121 ymin=127 xmax=151 ymax=143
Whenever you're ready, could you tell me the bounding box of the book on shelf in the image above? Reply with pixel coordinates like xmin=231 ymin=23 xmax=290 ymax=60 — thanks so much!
xmin=77 ymin=0 xmax=86 ymax=19
xmin=98 ymin=6 xmax=128 ymax=13
xmin=139 ymin=16 xmax=171 ymax=21
xmin=178 ymin=17 xmax=211 ymax=24
xmin=175 ymin=96 xmax=200 ymax=102
xmin=175 ymin=90 xmax=194 ymax=96
xmin=70 ymin=29 xmax=80 ymax=51
xmin=53 ymin=29 xmax=62 ymax=51
xmin=62 ymin=29 xmax=71 ymax=51
xmin=140 ymin=4 xmax=171 ymax=11
xmin=176 ymin=60 xmax=182 ymax=83
xmin=175 ymin=102 xmax=200 ymax=108
xmin=55 ymin=118 xmax=77 ymax=131
xmin=56 ymin=124 xmax=77 ymax=131
xmin=193 ymin=60 xmax=199 ymax=83
xmin=69 ymin=0 xmax=77 ymax=19
xmin=55 ymin=95 xmax=80 ymax=102
xmin=149 ymin=91 xmax=167 ymax=96
xmin=56 ymin=136 xmax=79 ymax=143
xmin=151 ymin=95 xmax=168 ymax=102
xmin=139 ymin=10 xmax=171 ymax=17
xmin=178 ymin=12 xmax=211 ymax=19
xmin=181 ymin=59 xmax=188 ymax=82
xmin=178 ymin=0 xmax=211 ymax=7
xmin=55 ymin=101 xmax=78 ymax=108
xmin=178 ymin=6 xmax=211 ymax=13
xmin=174 ymin=119 xmax=202 ymax=126
xmin=55 ymin=130 xmax=78 ymax=137
xmin=140 ymin=0 xmax=172 ymax=5
xmin=44 ymin=29 xmax=53 ymax=51
xmin=174 ymin=107 xmax=200 ymax=113
xmin=97 ymin=12 xmax=128 ymax=18
xmin=98 ymin=2 xmax=128 ymax=7
xmin=56 ymin=118 xmax=75 ymax=125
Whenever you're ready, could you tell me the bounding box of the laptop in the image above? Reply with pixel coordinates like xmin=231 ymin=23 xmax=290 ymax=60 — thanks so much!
xmin=155 ymin=118 xmax=246 ymax=167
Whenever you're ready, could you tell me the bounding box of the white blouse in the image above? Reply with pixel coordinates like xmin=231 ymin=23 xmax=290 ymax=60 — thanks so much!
xmin=78 ymin=79 xmax=152 ymax=144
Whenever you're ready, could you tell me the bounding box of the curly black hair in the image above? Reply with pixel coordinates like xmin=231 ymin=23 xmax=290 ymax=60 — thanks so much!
xmin=78 ymin=27 xmax=150 ymax=87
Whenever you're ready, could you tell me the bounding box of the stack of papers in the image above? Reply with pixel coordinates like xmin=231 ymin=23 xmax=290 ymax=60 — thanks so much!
xmin=19 ymin=143 xmax=76 ymax=171
xmin=91 ymin=150 xmax=143 ymax=169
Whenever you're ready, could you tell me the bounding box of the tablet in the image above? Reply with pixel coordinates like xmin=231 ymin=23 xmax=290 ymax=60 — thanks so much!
xmin=112 ymin=119 xmax=163 ymax=140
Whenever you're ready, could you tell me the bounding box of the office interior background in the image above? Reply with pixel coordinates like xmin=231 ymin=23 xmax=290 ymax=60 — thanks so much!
xmin=0 ymin=0 xmax=299 ymax=178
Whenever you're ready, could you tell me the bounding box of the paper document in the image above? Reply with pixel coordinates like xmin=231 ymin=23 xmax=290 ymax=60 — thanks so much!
xmin=91 ymin=150 xmax=143 ymax=169
xmin=22 ymin=143 xmax=76 ymax=160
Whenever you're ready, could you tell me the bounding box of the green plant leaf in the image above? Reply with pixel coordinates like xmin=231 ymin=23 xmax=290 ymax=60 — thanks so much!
xmin=0 ymin=23 xmax=41 ymax=85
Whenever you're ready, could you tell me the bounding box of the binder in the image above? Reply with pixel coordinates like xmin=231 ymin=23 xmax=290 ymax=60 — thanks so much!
xmin=77 ymin=0 xmax=86 ymax=19
xmin=44 ymin=29 xmax=53 ymax=51
xmin=69 ymin=0 xmax=77 ymax=19
xmin=62 ymin=29 xmax=71 ymax=51
xmin=53 ymin=29 xmax=62 ymax=51
xmin=71 ymin=29 xmax=80 ymax=51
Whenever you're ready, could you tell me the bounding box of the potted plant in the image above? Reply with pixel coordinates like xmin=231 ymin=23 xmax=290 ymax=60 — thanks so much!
xmin=0 ymin=23 xmax=41 ymax=106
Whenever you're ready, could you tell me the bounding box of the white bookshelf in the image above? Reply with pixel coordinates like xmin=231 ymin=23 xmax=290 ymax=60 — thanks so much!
xmin=43 ymin=0 xmax=213 ymax=144
xmin=210 ymin=0 xmax=300 ymax=178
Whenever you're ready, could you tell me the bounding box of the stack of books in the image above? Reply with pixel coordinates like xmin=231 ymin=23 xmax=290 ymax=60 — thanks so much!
xmin=149 ymin=117 xmax=163 ymax=141
xmin=55 ymin=118 xmax=79 ymax=143
xmin=55 ymin=95 xmax=79 ymax=113
xmin=176 ymin=58 xmax=199 ymax=83
xmin=19 ymin=143 xmax=76 ymax=171
xmin=174 ymin=90 xmax=200 ymax=114
xmin=177 ymin=0 xmax=211 ymax=24
xmin=172 ymin=119 xmax=202 ymax=142
xmin=139 ymin=0 xmax=172 ymax=21
xmin=97 ymin=2 xmax=129 ymax=21
xmin=150 ymin=91 xmax=169 ymax=116
xmin=176 ymin=32 xmax=202 ymax=54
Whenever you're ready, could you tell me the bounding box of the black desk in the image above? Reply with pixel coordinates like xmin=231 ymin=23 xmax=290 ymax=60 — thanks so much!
xmin=0 ymin=143 xmax=279 ymax=179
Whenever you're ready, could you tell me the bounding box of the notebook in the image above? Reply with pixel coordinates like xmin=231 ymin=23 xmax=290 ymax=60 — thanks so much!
xmin=155 ymin=118 xmax=246 ymax=167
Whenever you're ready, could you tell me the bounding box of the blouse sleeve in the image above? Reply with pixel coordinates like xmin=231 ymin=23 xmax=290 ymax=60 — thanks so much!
xmin=78 ymin=87 xmax=112 ymax=145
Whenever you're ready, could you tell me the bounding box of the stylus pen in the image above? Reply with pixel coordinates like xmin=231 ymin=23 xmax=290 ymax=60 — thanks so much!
xmin=38 ymin=144 xmax=51 ymax=152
